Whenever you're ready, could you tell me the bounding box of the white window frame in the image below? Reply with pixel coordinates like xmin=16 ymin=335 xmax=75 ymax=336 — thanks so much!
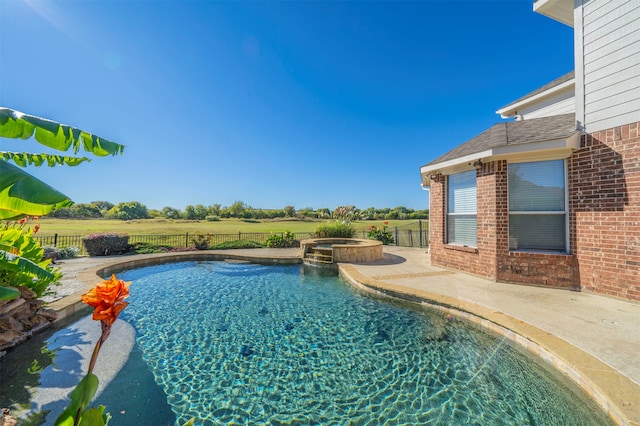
xmin=508 ymin=159 xmax=569 ymax=253
xmin=446 ymin=170 xmax=477 ymax=248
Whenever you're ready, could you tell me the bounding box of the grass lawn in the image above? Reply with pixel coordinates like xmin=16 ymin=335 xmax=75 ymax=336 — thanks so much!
xmin=35 ymin=218 xmax=425 ymax=236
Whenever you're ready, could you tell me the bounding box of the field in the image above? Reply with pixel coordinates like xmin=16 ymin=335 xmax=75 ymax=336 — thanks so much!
xmin=35 ymin=218 xmax=424 ymax=236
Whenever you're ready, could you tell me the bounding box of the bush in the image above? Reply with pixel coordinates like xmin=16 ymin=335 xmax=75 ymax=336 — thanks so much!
xmin=82 ymin=233 xmax=130 ymax=256
xmin=58 ymin=246 xmax=81 ymax=259
xmin=128 ymin=242 xmax=174 ymax=254
xmin=205 ymin=215 xmax=220 ymax=222
xmin=265 ymin=231 xmax=298 ymax=248
xmin=367 ymin=222 xmax=394 ymax=245
xmin=191 ymin=233 xmax=211 ymax=250
xmin=312 ymin=222 xmax=356 ymax=238
xmin=210 ymin=240 xmax=264 ymax=249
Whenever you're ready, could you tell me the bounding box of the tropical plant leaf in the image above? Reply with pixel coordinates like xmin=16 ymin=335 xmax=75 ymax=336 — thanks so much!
xmin=0 ymin=250 xmax=55 ymax=282
xmin=0 ymin=285 xmax=19 ymax=300
xmin=54 ymin=373 xmax=100 ymax=426
xmin=0 ymin=107 xmax=124 ymax=157
xmin=0 ymin=151 xmax=90 ymax=167
xmin=78 ymin=407 xmax=108 ymax=426
xmin=0 ymin=160 xmax=73 ymax=219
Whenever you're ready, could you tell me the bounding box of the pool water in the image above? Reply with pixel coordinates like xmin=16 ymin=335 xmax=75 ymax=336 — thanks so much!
xmin=6 ymin=261 xmax=612 ymax=425
xmin=113 ymin=261 xmax=609 ymax=425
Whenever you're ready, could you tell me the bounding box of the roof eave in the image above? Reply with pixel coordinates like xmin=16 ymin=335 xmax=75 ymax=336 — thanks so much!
xmin=497 ymin=79 xmax=574 ymax=118
xmin=419 ymin=131 xmax=582 ymax=187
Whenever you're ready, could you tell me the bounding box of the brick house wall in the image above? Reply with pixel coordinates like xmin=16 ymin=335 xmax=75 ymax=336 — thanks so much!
xmin=571 ymin=121 xmax=640 ymax=300
xmin=429 ymin=122 xmax=640 ymax=301
xmin=429 ymin=161 xmax=576 ymax=288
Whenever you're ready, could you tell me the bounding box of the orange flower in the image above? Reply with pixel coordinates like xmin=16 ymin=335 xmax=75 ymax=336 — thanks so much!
xmin=82 ymin=275 xmax=131 ymax=326
xmin=32 ymin=224 xmax=40 ymax=234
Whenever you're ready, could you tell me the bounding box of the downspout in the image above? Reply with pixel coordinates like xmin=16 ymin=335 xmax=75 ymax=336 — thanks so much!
xmin=421 ymin=184 xmax=430 ymax=253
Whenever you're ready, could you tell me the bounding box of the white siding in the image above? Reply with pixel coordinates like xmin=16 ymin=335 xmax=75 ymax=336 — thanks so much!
xmin=581 ymin=0 xmax=640 ymax=132
xmin=518 ymin=90 xmax=575 ymax=120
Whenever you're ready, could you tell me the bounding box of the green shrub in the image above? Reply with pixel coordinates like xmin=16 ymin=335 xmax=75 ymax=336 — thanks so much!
xmin=265 ymin=231 xmax=298 ymax=248
xmin=366 ymin=222 xmax=394 ymax=245
xmin=82 ymin=233 xmax=130 ymax=256
xmin=205 ymin=215 xmax=220 ymax=222
xmin=125 ymin=242 xmax=173 ymax=254
xmin=312 ymin=222 xmax=355 ymax=238
xmin=0 ymin=219 xmax=62 ymax=299
xmin=210 ymin=240 xmax=264 ymax=249
xmin=191 ymin=233 xmax=211 ymax=250
xmin=58 ymin=246 xmax=81 ymax=259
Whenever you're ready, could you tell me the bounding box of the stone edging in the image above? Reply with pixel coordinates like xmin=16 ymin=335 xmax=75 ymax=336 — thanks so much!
xmin=338 ymin=263 xmax=640 ymax=426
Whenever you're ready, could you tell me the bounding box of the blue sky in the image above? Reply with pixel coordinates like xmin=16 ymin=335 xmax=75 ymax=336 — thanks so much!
xmin=0 ymin=0 xmax=573 ymax=212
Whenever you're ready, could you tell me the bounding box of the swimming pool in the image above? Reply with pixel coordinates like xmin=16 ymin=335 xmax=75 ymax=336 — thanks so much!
xmin=4 ymin=261 xmax=612 ymax=425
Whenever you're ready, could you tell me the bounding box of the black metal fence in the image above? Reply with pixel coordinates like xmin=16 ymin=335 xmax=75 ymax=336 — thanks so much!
xmin=36 ymin=221 xmax=428 ymax=255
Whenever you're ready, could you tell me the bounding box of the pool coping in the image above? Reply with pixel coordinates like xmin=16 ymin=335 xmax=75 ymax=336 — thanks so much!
xmin=47 ymin=251 xmax=640 ymax=426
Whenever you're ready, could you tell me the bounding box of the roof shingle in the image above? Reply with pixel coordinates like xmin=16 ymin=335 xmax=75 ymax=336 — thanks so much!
xmin=424 ymin=113 xmax=577 ymax=167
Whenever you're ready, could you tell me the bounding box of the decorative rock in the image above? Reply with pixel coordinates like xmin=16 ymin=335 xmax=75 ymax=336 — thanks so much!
xmin=0 ymin=294 xmax=59 ymax=358
xmin=0 ymin=315 xmax=23 ymax=333
xmin=29 ymin=299 xmax=45 ymax=310
xmin=38 ymin=308 xmax=58 ymax=321
xmin=18 ymin=286 xmax=37 ymax=300
xmin=0 ymin=330 xmax=27 ymax=351
xmin=0 ymin=299 xmax=25 ymax=316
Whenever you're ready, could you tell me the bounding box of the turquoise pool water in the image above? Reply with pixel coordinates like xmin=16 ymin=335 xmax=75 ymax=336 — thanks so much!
xmin=4 ymin=261 xmax=612 ymax=425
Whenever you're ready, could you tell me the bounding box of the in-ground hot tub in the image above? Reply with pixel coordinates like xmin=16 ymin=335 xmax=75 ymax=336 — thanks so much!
xmin=300 ymin=238 xmax=383 ymax=265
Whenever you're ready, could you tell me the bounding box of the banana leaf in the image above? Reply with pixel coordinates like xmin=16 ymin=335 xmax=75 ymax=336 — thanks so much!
xmin=0 ymin=160 xmax=73 ymax=219
xmin=0 ymin=107 xmax=124 ymax=157
xmin=0 ymin=107 xmax=124 ymax=219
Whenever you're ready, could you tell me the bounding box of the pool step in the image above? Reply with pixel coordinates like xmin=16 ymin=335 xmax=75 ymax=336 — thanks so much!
xmin=304 ymin=247 xmax=333 ymax=263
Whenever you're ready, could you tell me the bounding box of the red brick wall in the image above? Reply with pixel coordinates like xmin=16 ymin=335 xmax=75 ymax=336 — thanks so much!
xmin=429 ymin=162 xmax=505 ymax=280
xmin=428 ymin=121 xmax=640 ymax=301
xmin=570 ymin=121 xmax=640 ymax=301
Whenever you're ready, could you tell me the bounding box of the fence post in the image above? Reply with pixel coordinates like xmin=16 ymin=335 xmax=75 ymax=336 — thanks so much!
xmin=238 ymin=232 xmax=241 ymax=241
xmin=394 ymin=227 xmax=399 ymax=246
xmin=185 ymin=232 xmax=189 ymax=247
xmin=419 ymin=220 xmax=423 ymax=248
xmin=54 ymin=233 xmax=58 ymax=247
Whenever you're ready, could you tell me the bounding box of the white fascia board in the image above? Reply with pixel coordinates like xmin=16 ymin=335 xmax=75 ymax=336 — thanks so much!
xmin=420 ymin=149 xmax=493 ymax=177
xmin=496 ymin=79 xmax=574 ymax=118
xmin=420 ymin=150 xmax=492 ymax=186
xmin=533 ymin=0 xmax=574 ymax=27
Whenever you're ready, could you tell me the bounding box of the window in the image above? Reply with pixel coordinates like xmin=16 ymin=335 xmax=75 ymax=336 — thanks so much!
xmin=447 ymin=170 xmax=477 ymax=247
xmin=508 ymin=160 xmax=567 ymax=251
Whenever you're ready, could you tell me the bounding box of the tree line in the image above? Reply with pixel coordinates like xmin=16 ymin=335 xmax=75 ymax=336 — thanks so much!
xmin=48 ymin=201 xmax=429 ymax=221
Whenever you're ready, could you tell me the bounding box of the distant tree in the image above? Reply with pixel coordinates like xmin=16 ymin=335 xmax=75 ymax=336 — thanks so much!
xmin=50 ymin=203 xmax=102 ymax=218
xmin=183 ymin=205 xmax=196 ymax=220
xmin=192 ymin=204 xmax=208 ymax=220
xmin=108 ymin=201 xmax=148 ymax=220
xmin=91 ymin=201 xmax=114 ymax=212
xmin=162 ymin=206 xmax=182 ymax=219
xmin=316 ymin=208 xmax=331 ymax=219
xmin=361 ymin=207 xmax=376 ymax=219
xmin=147 ymin=209 xmax=162 ymax=218
xmin=228 ymin=201 xmax=248 ymax=218
xmin=72 ymin=203 xmax=103 ymax=218
xmin=333 ymin=205 xmax=361 ymax=223
xmin=208 ymin=204 xmax=222 ymax=217
xmin=283 ymin=205 xmax=296 ymax=217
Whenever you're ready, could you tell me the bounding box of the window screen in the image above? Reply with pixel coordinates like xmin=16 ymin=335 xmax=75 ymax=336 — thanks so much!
xmin=447 ymin=170 xmax=477 ymax=247
xmin=508 ymin=160 xmax=567 ymax=251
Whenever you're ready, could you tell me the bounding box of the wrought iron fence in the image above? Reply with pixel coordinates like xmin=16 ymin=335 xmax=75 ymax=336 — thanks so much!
xmin=36 ymin=221 xmax=428 ymax=256
xmin=356 ymin=220 xmax=428 ymax=248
